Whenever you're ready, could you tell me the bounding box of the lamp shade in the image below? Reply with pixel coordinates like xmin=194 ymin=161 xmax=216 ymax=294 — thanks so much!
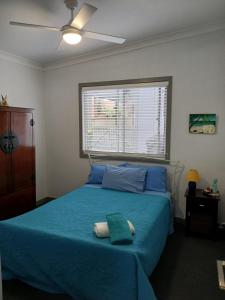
xmin=186 ymin=169 xmax=200 ymax=182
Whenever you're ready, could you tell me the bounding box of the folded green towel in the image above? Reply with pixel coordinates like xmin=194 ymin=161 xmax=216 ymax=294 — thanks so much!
xmin=106 ymin=213 xmax=133 ymax=245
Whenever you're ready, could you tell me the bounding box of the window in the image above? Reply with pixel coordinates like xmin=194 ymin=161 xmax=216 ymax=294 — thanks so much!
xmin=79 ymin=77 xmax=172 ymax=162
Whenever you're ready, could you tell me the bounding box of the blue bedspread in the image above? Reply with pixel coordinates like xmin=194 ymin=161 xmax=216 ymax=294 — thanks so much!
xmin=0 ymin=186 xmax=171 ymax=300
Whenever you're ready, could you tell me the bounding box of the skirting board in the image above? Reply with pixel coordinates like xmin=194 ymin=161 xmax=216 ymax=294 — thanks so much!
xmin=36 ymin=197 xmax=56 ymax=207
xmin=174 ymin=217 xmax=185 ymax=225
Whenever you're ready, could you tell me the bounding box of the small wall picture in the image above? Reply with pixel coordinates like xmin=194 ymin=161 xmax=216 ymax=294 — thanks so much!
xmin=189 ymin=114 xmax=216 ymax=134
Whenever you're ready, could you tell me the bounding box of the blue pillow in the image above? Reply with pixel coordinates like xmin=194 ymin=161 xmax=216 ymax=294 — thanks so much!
xmin=102 ymin=165 xmax=146 ymax=193
xmin=146 ymin=166 xmax=167 ymax=192
xmin=120 ymin=163 xmax=167 ymax=192
xmin=86 ymin=164 xmax=106 ymax=184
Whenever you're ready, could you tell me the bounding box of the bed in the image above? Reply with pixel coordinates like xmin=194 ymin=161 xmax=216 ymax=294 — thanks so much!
xmin=0 ymin=159 xmax=183 ymax=300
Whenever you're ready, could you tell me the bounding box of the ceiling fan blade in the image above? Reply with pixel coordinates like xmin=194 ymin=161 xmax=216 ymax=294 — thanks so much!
xmin=83 ymin=31 xmax=126 ymax=44
xmin=10 ymin=21 xmax=61 ymax=31
xmin=70 ymin=3 xmax=97 ymax=30
xmin=57 ymin=38 xmax=65 ymax=51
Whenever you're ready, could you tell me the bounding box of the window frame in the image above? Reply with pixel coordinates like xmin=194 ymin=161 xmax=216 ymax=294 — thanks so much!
xmin=79 ymin=76 xmax=172 ymax=163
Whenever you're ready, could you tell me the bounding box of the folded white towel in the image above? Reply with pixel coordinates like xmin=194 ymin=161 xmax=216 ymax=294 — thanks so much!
xmin=94 ymin=220 xmax=135 ymax=238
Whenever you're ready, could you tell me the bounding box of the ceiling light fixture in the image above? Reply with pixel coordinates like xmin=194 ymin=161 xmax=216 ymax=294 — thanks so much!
xmin=63 ymin=28 xmax=82 ymax=45
xmin=9 ymin=0 xmax=126 ymax=46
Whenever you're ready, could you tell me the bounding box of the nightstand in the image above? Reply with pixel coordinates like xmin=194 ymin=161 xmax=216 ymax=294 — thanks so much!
xmin=185 ymin=189 xmax=220 ymax=239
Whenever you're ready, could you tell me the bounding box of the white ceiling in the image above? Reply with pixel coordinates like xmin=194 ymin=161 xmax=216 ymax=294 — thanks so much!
xmin=0 ymin=0 xmax=225 ymax=66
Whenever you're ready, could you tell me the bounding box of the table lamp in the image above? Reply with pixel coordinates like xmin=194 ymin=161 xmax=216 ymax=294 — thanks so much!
xmin=186 ymin=169 xmax=200 ymax=195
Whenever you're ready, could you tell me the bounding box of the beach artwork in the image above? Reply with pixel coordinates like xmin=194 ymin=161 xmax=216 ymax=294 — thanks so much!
xmin=189 ymin=114 xmax=216 ymax=134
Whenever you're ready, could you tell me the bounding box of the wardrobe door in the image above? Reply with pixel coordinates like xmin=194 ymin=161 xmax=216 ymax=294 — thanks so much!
xmin=11 ymin=111 xmax=35 ymax=196
xmin=0 ymin=111 xmax=11 ymax=196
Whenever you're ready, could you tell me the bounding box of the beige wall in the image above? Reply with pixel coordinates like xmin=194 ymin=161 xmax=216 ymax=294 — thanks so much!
xmin=0 ymin=56 xmax=48 ymax=200
xmin=44 ymin=30 xmax=225 ymax=220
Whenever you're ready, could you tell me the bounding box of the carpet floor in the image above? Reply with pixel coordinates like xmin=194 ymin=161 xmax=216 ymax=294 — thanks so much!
xmin=2 ymin=223 xmax=225 ymax=300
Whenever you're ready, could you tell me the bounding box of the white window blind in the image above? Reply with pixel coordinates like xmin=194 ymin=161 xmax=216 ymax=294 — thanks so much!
xmin=81 ymin=79 xmax=171 ymax=160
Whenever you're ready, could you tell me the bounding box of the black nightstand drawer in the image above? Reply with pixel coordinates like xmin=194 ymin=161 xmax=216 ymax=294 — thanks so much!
xmin=190 ymin=198 xmax=213 ymax=213
xmin=190 ymin=214 xmax=213 ymax=234
xmin=185 ymin=189 xmax=220 ymax=239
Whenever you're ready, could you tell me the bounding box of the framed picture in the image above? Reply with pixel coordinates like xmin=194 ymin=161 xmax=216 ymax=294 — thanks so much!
xmin=189 ymin=114 xmax=216 ymax=134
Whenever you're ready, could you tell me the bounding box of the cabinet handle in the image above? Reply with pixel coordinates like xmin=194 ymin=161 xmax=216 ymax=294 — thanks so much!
xmin=0 ymin=132 xmax=19 ymax=153
xmin=199 ymin=204 xmax=205 ymax=207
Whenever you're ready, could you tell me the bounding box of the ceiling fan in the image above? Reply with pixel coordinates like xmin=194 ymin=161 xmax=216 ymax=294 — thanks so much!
xmin=10 ymin=0 xmax=126 ymax=46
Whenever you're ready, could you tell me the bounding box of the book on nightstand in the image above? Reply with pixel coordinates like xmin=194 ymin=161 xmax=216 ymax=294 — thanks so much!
xmin=203 ymin=189 xmax=220 ymax=198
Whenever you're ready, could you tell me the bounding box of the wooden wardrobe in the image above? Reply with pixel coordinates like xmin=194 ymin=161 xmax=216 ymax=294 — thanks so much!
xmin=0 ymin=106 xmax=36 ymax=220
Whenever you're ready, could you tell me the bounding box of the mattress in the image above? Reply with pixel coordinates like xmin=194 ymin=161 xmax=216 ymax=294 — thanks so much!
xmin=0 ymin=185 xmax=171 ymax=300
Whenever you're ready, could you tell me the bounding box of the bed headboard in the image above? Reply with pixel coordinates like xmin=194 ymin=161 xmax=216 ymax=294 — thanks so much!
xmin=87 ymin=153 xmax=184 ymax=203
